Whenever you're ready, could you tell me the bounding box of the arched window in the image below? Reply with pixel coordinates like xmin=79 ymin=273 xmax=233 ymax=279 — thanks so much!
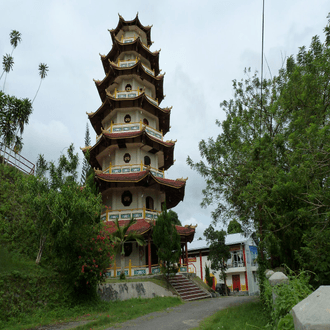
xmin=123 ymin=153 xmax=131 ymax=163
xmin=124 ymin=114 xmax=131 ymax=123
xmin=122 ymin=191 xmax=132 ymax=207
xmin=146 ymin=196 xmax=154 ymax=210
xmin=144 ymin=156 xmax=151 ymax=166
xmin=125 ymin=84 xmax=132 ymax=91
xmin=143 ymin=118 xmax=149 ymax=125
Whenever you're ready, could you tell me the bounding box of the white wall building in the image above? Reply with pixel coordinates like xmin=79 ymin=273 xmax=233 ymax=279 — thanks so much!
xmin=187 ymin=233 xmax=259 ymax=295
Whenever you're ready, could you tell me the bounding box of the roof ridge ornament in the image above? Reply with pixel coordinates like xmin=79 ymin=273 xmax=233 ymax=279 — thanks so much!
xmin=94 ymin=167 xmax=103 ymax=174
xmin=86 ymin=111 xmax=94 ymax=116
xmin=176 ymin=177 xmax=188 ymax=182
xmin=185 ymin=224 xmax=197 ymax=229
xmin=165 ymin=139 xmax=177 ymax=144
xmin=80 ymin=146 xmax=92 ymax=152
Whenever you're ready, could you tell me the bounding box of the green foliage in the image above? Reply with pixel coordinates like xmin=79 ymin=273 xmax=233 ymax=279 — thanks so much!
xmin=204 ymin=225 xmax=230 ymax=293
xmin=188 ymin=15 xmax=330 ymax=285
xmin=111 ymin=218 xmax=145 ymax=279
xmin=204 ymin=264 xmax=213 ymax=288
xmin=0 ymin=269 xmax=69 ymax=324
xmin=153 ymin=206 xmax=181 ymax=280
xmin=0 ymin=91 xmax=32 ymax=151
xmin=21 ymin=145 xmax=113 ymax=294
xmin=198 ymin=301 xmax=268 ymax=330
xmin=81 ymin=123 xmax=92 ymax=185
xmin=263 ymin=269 xmax=313 ymax=328
xmin=0 ymin=164 xmax=39 ymax=259
xmin=167 ymin=209 xmax=182 ymax=226
xmin=227 ymin=219 xmax=243 ymax=234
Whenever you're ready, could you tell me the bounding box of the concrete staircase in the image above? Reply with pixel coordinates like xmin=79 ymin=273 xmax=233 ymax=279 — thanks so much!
xmin=168 ymin=274 xmax=212 ymax=301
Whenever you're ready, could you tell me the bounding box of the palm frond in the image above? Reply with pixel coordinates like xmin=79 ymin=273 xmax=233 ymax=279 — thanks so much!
xmin=9 ymin=30 xmax=22 ymax=49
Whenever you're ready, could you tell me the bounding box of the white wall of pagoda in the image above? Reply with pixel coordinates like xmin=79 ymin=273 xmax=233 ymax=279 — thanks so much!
xmin=102 ymin=187 xmax=165 ymax=213
xmin=100 ymin=146 xmax=159 ymax=170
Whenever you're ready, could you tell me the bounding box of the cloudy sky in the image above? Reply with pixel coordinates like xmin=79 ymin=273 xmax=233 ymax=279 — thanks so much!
xmin=1 ymin=0 xmax=328 ymax=239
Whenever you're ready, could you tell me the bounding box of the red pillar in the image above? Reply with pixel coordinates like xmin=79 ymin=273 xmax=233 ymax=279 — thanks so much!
xmin=199 ymin=251 xmax=203 ymax=280
xmin=243 ymin=245 xmax=249 ymax=291
xmin=148 ymin=236 xmax=151 ymax=274
xmin=185 ymin=239 xmax=188 ymax=268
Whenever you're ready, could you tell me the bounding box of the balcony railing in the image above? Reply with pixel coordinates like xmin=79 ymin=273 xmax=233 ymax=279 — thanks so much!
xmin=106 ymin=260 xmax=189 ymax=278
xmin=0 ymin=142 xmax=35 ymax=175
xmin=109 ymin=88 xmax=159 ymax=106
xmin=102 ymin=162 xmax=164 ymax=178
xmin=96 ymin=121 xmax=163 ymax=143
xmin=100 ymin=207 xmax=161 ymax=222
xmin=227 ymin=261 xmax=245 ymax=268
xmin=116 ymin=58 xmax=155 ymax=76
xmin=117 ymin=35 xmax=150 ymax=49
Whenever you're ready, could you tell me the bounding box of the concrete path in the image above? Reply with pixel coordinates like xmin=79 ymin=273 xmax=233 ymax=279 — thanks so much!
xmin=106 ymin=296 xmax=257 ymax=330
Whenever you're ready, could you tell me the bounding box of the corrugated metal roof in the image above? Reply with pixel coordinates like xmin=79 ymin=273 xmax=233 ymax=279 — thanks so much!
xmin=188 ymin=233 xmax=250 ymax=251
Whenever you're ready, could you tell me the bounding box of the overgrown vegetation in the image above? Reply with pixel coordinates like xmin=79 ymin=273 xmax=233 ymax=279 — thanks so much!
xmin=153 ymin=206 xmax=181 ymax=282
xmin=188 ymin=14 xmax=330 ymax=290
xmin=263 ymin=269 xmax=313 ymax=329
xmin=197 ymin=300 xmax=269 ymax=330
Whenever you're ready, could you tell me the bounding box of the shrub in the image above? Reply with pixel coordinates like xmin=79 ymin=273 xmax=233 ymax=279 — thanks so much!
xmin=263 ymin=268 xmax=313 ymax=329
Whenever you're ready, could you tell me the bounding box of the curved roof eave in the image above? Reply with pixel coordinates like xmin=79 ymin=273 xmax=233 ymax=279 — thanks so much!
xmin=110 ymin=14 xmax=152 ymax=46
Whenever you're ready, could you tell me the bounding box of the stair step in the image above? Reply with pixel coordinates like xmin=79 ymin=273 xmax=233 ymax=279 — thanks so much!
xmin=168 ymin=275 xmax=212 ymax=301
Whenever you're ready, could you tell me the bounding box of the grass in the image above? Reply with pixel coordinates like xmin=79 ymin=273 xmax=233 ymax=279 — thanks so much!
xmin=196 ymin=300 xmax=269 ymax=330
xmin=0 ymin=246 xmax=43 ymax=275
xmin=2 ymin=296 xmax=183 ymax=330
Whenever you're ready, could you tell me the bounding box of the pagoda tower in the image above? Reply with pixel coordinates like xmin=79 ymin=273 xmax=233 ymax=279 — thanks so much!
xmin=83 ymin=14 xmax=195 ymax=276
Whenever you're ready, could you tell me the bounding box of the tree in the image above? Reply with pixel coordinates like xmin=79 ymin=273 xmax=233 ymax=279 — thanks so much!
xmin=32 ymin=63 xmax=49 ymax=104
xmin=187 ymin=15 xmax=330 ymax=286
xmin=23 ymin=145 xmax=112 ymax=294
xmin=1 ymin=30 xmax=22 ymax=90
xmin=204 ymin=225 xmax=230 ymax=295
xmin=0 ymin=91 xmax=32 ymax=163
xmin=153 ymin=206 xmax=181 ymax=282
xmin=204 ymin=264 xmax=213 ymax=288
xmin=227 ymin=219 xmax=243 ymax=234
xmin=168 ymin=209 xmax=182 ymax=226
xmin=80 ymin=123 xmax=92 ymax=185
xmin=111 ymin=218 xmax=145 ymax=279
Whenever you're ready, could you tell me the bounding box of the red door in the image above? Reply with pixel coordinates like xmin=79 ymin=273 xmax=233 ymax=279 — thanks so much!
xmin=232 ymin=274 xmax=240 ymax=291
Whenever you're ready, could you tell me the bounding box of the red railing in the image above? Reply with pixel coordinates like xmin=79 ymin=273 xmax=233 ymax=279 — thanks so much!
xmin=0 ymin=142 xmax=35 ymax=175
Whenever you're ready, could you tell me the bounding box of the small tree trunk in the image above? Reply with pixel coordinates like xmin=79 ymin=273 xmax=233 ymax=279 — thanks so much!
xmin=36 ymin=236 xmax=47 ymax=265
xmin=223 ymin=272 xmax=228 ymax=296
xmin=120 ymin=252 xmax=125 ymax=277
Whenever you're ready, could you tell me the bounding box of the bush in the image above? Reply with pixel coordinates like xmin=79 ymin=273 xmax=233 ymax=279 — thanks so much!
xmin=205 ymin=265 xmax=213 ymax=288
xmin=263 ymin=268 xmax=313 ymax=329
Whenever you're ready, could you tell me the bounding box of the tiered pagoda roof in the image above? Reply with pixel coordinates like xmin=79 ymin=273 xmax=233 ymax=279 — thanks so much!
xmin=103 ymin=219 xmax=196 ymax=243
xmin=87 ymin=94 xmax=171 ymax=135
xmin=95 ymin=169 xmax=186 ymax=209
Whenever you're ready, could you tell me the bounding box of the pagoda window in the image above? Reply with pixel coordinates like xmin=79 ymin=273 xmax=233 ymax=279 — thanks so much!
xmin=143 ymin=118 xmax=149 ymax=126
xmin=144 ymin=156 xmax=151 ymax=166
xmin=122 ymin=191 xmax=132 ymax=207
xmin=146 ymin=196 xmax=154 ymax=210
xmin=124 ymin=114 xmax=131 ymax=123
xmin=123 ymin=153 xmax=131 ymax=163
xmin=125 ymin=84 xmax=132 ymax=91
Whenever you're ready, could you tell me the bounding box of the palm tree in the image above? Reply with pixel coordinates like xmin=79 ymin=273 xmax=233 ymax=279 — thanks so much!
xmin=9 ymin=30 xmax=22 ymax=52
xmin=1 ymin=54 xmax=14 ymax=90
xmin=0 ymin=30 xmax=21 ymax=88
xmin=32 ymin=63 xmax=49 ymax=104
xmin=111 ymin=218 xmax=145 ymax=278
